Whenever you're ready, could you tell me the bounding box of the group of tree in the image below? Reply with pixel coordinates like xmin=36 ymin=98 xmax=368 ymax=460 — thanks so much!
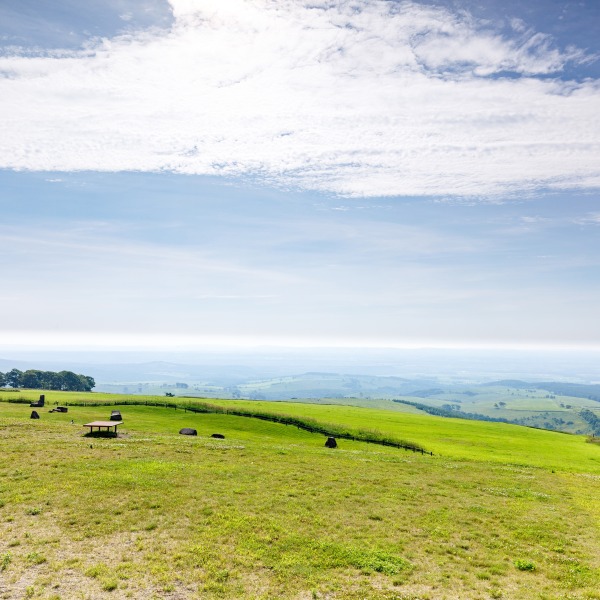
xmin=393 ymin=399 xmax=512 ymax=424
xmin=580 ymin=409 xmax=600 ymax=435
xmin=0 ymin=369 xmax=95 ymax=392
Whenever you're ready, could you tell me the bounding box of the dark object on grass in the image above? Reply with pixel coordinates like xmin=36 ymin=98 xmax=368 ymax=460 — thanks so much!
xmin=179 ymin=428 xmax=197 ymax=436
xmin=30 ymin=411 xmax=40 ymax=419
xmin=211 ymin=433 xmax=225 ymax=439
xmin=110 ymin=410 xmax=122 ymax=421
xmin=55 ymin=406 xmax=68 ymax=413
xmin=325 ymin=437 xmax=337 ymax=448
xmin=30 ymin=396 xmax=45 ymax=408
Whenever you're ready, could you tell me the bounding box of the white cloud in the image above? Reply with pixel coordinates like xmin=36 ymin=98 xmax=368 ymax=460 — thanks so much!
xmin=573 ymin=212 xmax=600 ymax=226
xmin=0 ymin=0 xmax=598 ymax=197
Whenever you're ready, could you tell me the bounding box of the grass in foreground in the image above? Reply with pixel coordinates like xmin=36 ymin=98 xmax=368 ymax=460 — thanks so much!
xmin=0 ymin=394 xmax=599 ymax=599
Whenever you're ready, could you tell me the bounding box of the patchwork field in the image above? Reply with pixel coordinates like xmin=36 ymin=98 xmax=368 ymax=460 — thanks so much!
xmin=1 ymin=391 xmax=599 ymax=599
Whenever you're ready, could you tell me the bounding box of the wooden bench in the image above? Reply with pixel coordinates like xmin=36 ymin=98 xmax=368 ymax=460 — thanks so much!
xmin=84 ymin=420 xmax=123 ymax=437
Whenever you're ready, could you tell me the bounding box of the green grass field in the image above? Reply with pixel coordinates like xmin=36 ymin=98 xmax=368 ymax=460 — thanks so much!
xmin=92 ymin=378 xmax=600 ymax=436
xmin=1 ymin=391 xmax=599 ymax=599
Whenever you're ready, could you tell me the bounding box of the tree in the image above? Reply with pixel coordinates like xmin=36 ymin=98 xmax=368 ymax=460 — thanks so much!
xmin=21 ymin=369 xmax=43 ymax=389
xmin=36 ymin=371 xmax=51 ymax=389
xmin=0 ymin=371 xmax=4 ymax=387
xmin=79 ymin=375 xmax=95 ymax=392
xmin=5 ymin=368 xmax=23 ymax=388
xmin=56 ymin=370 xmax=91 ymax=391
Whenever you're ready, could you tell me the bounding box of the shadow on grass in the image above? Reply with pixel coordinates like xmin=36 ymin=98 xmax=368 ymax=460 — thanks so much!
xmin=83 ymin=431 xmax=121 ymax=439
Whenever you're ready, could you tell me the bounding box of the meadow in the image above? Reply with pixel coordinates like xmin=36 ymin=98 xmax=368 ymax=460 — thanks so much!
xmin=0 ymin=390 xmax=599 ymax=599
xmin=94 ymin=377 xmax=600 ymax=436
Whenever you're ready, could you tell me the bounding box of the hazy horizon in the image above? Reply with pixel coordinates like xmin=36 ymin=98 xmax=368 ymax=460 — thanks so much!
xmin=2 ymin=346 xmax=600 ymax=386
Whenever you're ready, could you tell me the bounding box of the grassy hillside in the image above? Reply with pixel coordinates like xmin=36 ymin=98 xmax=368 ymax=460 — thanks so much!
xmin=92 ymin=375 xmax=600 ymax=436
xmin=1 ymin=391 xmax=599 ymax=599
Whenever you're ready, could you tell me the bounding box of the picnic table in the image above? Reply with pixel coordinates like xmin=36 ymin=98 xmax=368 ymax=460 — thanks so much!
xmin=84 ymin=420 xmax=123 ymax=436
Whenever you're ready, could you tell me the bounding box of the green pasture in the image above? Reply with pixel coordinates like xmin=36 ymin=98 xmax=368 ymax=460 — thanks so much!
xmin=217 ymin=399 xmax=600 ymax=473
xmin=1 ymin=393 xmax=599 ymax=599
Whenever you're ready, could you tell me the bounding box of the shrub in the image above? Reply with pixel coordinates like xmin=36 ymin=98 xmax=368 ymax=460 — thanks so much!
xmin=1 ymin=553 xmax=11 ymax=571
xmin=26 ymin=552 xmax=46 ymax=565
xmin=102 ymin=579 xmax=118 ymax=591
xmin=515 ymin=559 xmax=536 ymax=571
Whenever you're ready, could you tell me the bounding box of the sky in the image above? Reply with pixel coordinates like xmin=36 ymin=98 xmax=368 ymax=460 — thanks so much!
xmin=0 ymin=0 xmax=599 ymax=352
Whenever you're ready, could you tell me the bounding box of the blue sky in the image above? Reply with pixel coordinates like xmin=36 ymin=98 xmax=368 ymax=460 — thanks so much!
xmin=0 ymin=0 xmax=599 ymax=351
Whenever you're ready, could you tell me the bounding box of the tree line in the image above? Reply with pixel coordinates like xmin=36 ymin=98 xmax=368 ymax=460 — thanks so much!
xmin=0 ymin=369 xmax=95 ymax=392
xmin=393 ymin=399 xmax=512 ymax=424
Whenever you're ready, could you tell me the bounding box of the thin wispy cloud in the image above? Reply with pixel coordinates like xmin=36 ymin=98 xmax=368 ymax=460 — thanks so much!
xmin=573 ymin=212 xmax=600 ymax=226
xmin=1 ymin=0 xmax=598 ymax=197
xmin=0 ymin=225 xmax=298 ymax=284
xmin=2 ymin=180 xmax=599 ymax=349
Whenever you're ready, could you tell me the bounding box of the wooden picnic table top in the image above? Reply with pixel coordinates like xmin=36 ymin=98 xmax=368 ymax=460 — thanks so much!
xmin=84 ymin=421 xmax=124 ymax=427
